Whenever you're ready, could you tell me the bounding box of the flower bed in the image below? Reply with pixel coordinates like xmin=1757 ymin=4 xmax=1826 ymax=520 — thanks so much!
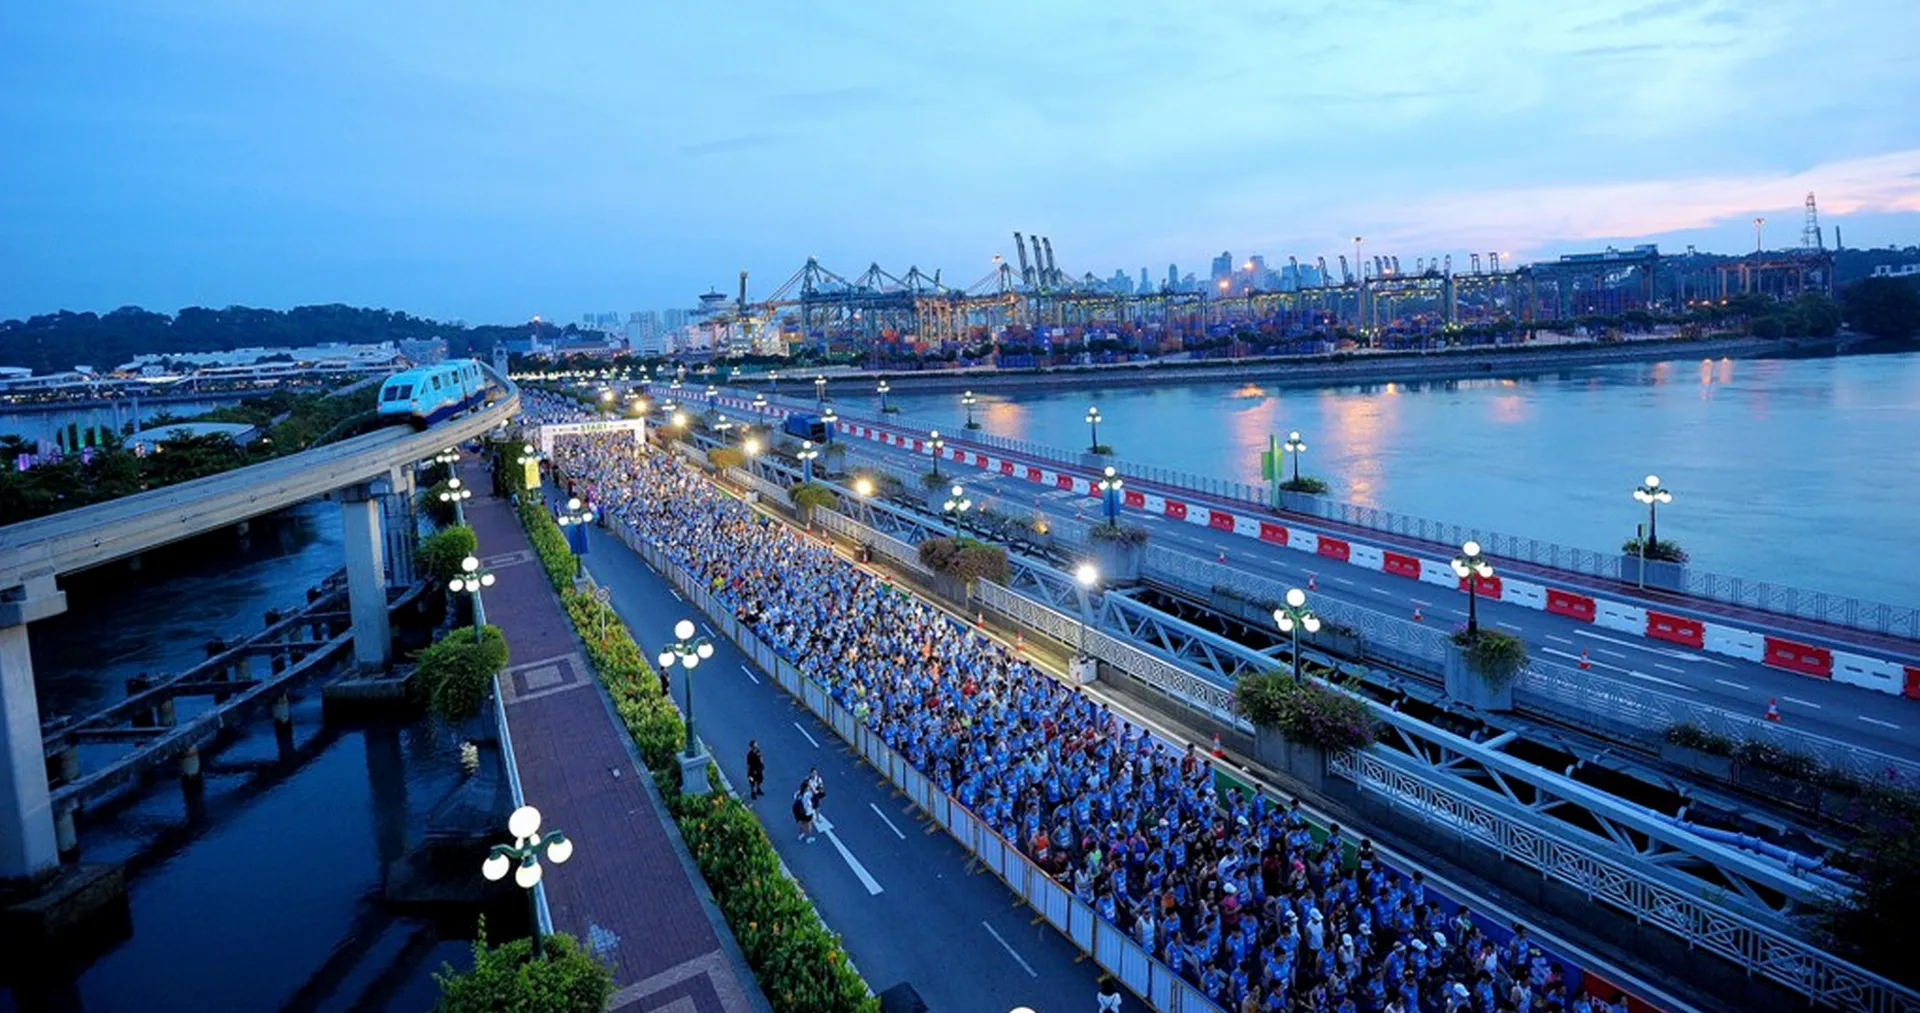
xmin=513 ymin=496 xmax=876 ymax=1013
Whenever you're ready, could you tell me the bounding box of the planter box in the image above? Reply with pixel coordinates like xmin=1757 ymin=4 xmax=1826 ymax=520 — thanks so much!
xmin=1657 ymin=742 xmax=1735 ymax=781
xmin=1068 ymin=656 xmax=1098 ymax=686
xmin=1306 ymin=627 xmax=1363 ymax=660
xmin=1442 ymin=643 xmax=1514 ymax=712
xmin=1730 ymin=764 xmax=1819 ymax=809
xmin=1619 ymin=554 xmax=1688 ymax=594
xmin=1090 ymin=539 xmax=1145 ymax=585
xmin=1253 ymin=726 xmax=1328 ymax=794
xmin=1079 ymin=452 xmax=1112 ymax=471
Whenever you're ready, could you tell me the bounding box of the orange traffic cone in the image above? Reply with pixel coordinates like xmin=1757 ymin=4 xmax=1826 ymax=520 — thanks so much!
xmin=1308 ymin=573 xmax=1317 ymax=591
xmin=1015 ymin=632 xmax=1026 ymax=654
xmin=1211 ymin=733 xmax=1226 ymax=759
xmin=1217 ymin=549 xmax=1228 ymax=563
xmin=1412 ymin=606 xmax=1424 ymax=622
xmin=1765 ymin=699 xmax=1780 ymax=722
xmin=975 ymin=611 xmax=986 ymax=630
xmin=1578 ymin=649 xmax=1591 ymax=670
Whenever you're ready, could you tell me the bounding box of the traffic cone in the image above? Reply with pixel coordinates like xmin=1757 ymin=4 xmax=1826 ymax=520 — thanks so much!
xmin=1217 ymin=549 xmax=1228 ymax=563
xmin=1015 ymin=632 xmax=1026 ymax=654
xmin=975 ymin=611 xmax=986 ymax=630
xmin=1765 ymin=699 xmax=1780 ymax=722
xmin=1578 ymin=649 xmax=1591 ymax=671
xmin=1211 ymin=733 xmax=1226 ymax=759
xmin=1307 ymin=573 xmax=1317 ymax=591
xmin=1412 ymin=606 xmax=1424 ymax=622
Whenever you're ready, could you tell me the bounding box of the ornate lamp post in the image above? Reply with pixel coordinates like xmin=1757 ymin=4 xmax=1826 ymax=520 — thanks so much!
xmin=814 ymin=374 xmax=827 ymax=409
xmin=877 ymin=379 xmax=896 ymax=414
xmin=929 ymin=430 xmax=945 ymax=480
xmin=439 ymin=476 xmax=473 ymax=526
xmin=1283 ymin=431 xmax=1307 ymax=485
xmin=797 ymin=439 xmax=818 ymax=483
xmin=1271 ymin=587 xmax=1321 ymax=681
xmin=942 ymin=483 xmax=973 ymax=537
xmin=1085 ymin=406 xmax=1103 ymax=453
xmin=853 ymin=476 xmax=875 ymax=522
xmin=768 ymin=370 xmax=779 ymax=395
xmin=1633 ymin=474 xmax=1673 ymax=552
xmin=482 ymin=804 xmax=573 ymax=959
xmin=1451 ymin=540 xmax=1494 ymax=637
xmin=1098 ymin=466 xmax=1124 ymax=526
xmin=751 ymin=393 xmax=768 ymax=419
xmin=449 ymin=555 xmax=495 ymax=633
xmin=962 ymin=390 xmax=980 ymax=430
xmin=1074 ymin=563 xmax=1099 ymax=657
xmin=656 ymin=619 xmax=715 ymax=793
xmin=557 ymin=496 xmax=595 ymax=579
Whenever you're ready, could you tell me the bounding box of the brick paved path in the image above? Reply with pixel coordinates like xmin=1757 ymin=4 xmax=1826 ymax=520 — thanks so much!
xmin=463 ymin=466 xmax=760 ymax=1013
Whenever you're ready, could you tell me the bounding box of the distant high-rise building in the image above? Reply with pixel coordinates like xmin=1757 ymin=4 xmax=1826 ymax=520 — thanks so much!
xmin=1109 ymin=269 xmax=1134 ymax=295
xmin=1211 ymin=252 xmax=1233 ymax=281
xmin=663 ymin=308 xmax=690 ymax=330
xmin=1140 ymin=267 xmax=1150 ymax=292
xmin=1167 ymin=264 xmax=1179 ymax=291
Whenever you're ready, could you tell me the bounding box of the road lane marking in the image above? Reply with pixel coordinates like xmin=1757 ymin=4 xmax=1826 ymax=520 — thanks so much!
xmin=821 ymin=824 xmax=884 ymax=895
xmin=1409 ymin=598 xmax=1434 ymax=607
xmin=702 ymin=623 xmax=715 ymax=637
xmin=1714 ymin=678 xmax=1750 ymax=690
xmin=1780 ymin=696 xmax=1823 ymax=710
xmin=1497 ymin=621 xmax=1523 ymax=631
xmin=868 ymin=802 xmax=907 ymax=839
xmin=1545 ymin=635 xmax=1574 ymax=645
xmin=793 ymin=722 xmax=821 ymax=748
xmin=739 ymin=664 xmax=759 ymax=685
xmin=1572 ymin=628 xmax=1707 ymax=663
xmin=1860 ymin=716 xmax=1902 ymax=730
xmin=1653 ymin=663 xmax=1686 ymax=673
xmin=1543 ymin=648 xmax=1691 ymax=689
xmin=1595 ymin=648 xmax=1629 ymax=659
xmin=1331 ymin=576 xmax=1355 ymax=586
xmin=1371 ymin=587 xmax=1393 ymax=595
xmin=982 ymin=921 xmax=1039 ymax=978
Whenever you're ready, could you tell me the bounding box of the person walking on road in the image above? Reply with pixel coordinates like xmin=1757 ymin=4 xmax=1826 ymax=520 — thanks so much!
xmin=792 ymin=785 xmax=817 ymax=843
xmin=746 ymin=741 xmax=765 ymax=800
xmin=805 ymin=767 xmax=826 ymax=817
xmin=1097 ymin=977 xmax=1123 ymax=1012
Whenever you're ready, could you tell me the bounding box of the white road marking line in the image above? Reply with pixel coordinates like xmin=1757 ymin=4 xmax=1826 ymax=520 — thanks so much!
xmin=1331 ymin=576 xmax=1355 ymax=586
xmin=1545 ymin=635 xmax=1574 ymax=645
xmin=1409 ymin=598 xmax=1434 ymax=607
xmin=702 ymin=624 xmax=715 ymax=636
xmin=1595 ymin=648 xmax=1629 ymax=659
xmin=868 ymin=802 xmax=907 ymax=839
xmin=1497 ymin=621 xmax=1523 ymax=631
xmin=1573 ymin=628 xmax=1705 ymax=663
xmin=793 ymin=722 xmax=821 ymax=748
xmin=1371 ymin=587 xmax=1392 ymax=595
xmin=823 ymin=826 xmax=885 ymax=895
xmin=739 ymin=664 xmax=759 ymax=685
xmin=982 ymin=921 xmax=1039 ymax=978
xmin=1714 ymin=678 xmax=1750 ymax=690
xmin=1542 ymin=648 xmax=1691 ymax=689
xmin=671 ymin=590 xmax=684 ymax=601
xmin=1860 ymin=716 xmax=1902 ymax=730
xmin=1653 ymin=663 xmax=1686 ymax=673
xmin=1780 ymin=696 xmax=1823 ymax=710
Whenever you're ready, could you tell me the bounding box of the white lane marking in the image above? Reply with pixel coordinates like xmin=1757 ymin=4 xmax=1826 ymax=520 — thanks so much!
xmin=1545 ymin=635 xmax=1574 ymax=645
xmin=1331 ymin=576 xmax=1355 ymax=586
xmin=671 ymin=590 xmax=684 ymax=601
xmin=702 ymin=623 xmax=715 ymax=636
xmin=1653 ymin=663 xmax=1686 ymax=674
xmin=1860 ymin=716 xmax=1902 ymax=730
xmin=792 ymin=722 xmax=821 ymax=748
xmin=1595 ymin=648 xmax=1629 ymax=659
xmin=1497 ymin=621 xmax=1523 ymax=631
xmin=982 ymin=921 xmax=1039 ymax=978
xmin=1573 ymin=628 xmax=1712 ymax=663
xmin=1780 ymin=696 xmax=1823 ymax=710
xmin=1409 ymin=598 xmax=1434 ymax=607
xmin=1542 ymin=648 xmax=1692 ymax=689
xmin=868 ymin=801 xmax=907 ymax=840
xmin=1371 ymin=587 xmax=1393 ymax=595
xmin=1714 ymin=678 xmax=1750 ymax=690
xmin=822 ymin=824 xmax=885 ymax=895
xmin=739 ymin=663 xmax=760 ymax=685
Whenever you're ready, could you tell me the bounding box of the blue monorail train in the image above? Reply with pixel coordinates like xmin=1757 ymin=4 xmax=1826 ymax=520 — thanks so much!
xmin=377 ymin=359 xmax=490 ymax=427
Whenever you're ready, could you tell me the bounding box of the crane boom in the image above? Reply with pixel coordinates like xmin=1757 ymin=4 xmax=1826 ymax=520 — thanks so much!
xmin=1012 ymin=232 xmax=1034 ymax=288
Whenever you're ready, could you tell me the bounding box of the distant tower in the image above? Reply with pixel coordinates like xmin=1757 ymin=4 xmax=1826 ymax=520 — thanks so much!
xmin=1835 ymin=226 xmax=1844 ymax=251
xmin=1753 ymin=217 xmax=1765 ymax=254
xmin=1802 ymin=192 xmax=1823 ymax=249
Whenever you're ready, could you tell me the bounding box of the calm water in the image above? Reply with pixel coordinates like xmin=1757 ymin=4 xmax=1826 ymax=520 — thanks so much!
xmin=6 ymin=502 xmax=472 ymax=1013
xmin=884 ymin=349 xmax=1920 ymax=609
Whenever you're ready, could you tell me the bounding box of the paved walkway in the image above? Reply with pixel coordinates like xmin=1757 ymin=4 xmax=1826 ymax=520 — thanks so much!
xmin=462 ymin=464 xmax=763 ymax=1013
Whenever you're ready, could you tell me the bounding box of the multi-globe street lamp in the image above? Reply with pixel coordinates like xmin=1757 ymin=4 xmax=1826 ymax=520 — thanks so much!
xmin=751 ymin=393 xmax=768 ymax=418
xmin=814 ymin=374 xmax=827 ymax=409
xmin=481 ymin=804 xmax=573 ymax=959
xmin=1271 ymin=587 xmax=1322 ymax=681
xmin=1085 ymin=406 xmax=1103 ymax=452
xmin=853 ymin=476 xmax=875 ymax=522
xmin=768 ymin=370 xmax=779 ymax=394
xmin=942 ymin=483 xmax=972 ymax=536
xmin=439 ymin=476 xmax=473 ymax=525
xmin=1283 ymin=431 xmax=1307 ymax=484
xmin=962 ymin=390 xmax=980 ymax=430
xmin=1097 ymin=466 xmax=1124 ymax=526
xmin=1633 ymin=474 xmax=1673 ymax=551
xmin=1074 ymin=563 xmax=1099 ymax=658
xmin=557 ymin=497 xmax=595 ymax=579
xmin=449 ymin=555 xmax=495 ymax=633
xmin=742 ymin=436 xmax=762 ymax=475
xmin=929 ymin=430 xmax=945 ymax=479
xmin=877 ymin=380 xmax=895 ymax=414
xmin=656 ymin=619 xmax=715 ymax=786
xmin=1451 ymin=540 xmax=1494 ymax=637
xmin=797 ymin=439 xmax=818 ymax=483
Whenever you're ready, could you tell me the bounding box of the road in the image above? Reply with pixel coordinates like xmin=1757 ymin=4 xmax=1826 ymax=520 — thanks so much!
xmin=577 ymin=522 xmax=1118 ymax=1013
xmin=793 ymin=419 xmax=1920 ymax=764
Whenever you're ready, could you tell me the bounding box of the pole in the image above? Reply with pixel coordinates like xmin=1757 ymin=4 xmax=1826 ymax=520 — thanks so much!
xmin=1089 ymin=418 xmax=1098 ymax=450
xmin=1637 ymin=521 xmax=1647 ymax=589
xmin=528 ymin=886 xmax=544 ymax=960
xmin=1467 ymin=582 xmax=1479 ymax=636
xmin=1290 ymin=624 xmax=1301 ymax=681
xmin=1292 ymin=451 xmax=1300 ymax=484
xmin=1647 ymin=500 xmax=1658 ymax=551
xmin=684 ymin=668 xmax=696 ymax=756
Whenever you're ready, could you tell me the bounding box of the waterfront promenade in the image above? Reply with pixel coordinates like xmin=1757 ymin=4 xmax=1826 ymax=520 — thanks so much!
xmin=461 ymin=463 xmax=765 ymax=1013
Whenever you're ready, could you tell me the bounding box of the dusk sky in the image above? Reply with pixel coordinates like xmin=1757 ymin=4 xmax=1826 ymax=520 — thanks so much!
xmin=4 ymin=0 xmax=1918 ymax=325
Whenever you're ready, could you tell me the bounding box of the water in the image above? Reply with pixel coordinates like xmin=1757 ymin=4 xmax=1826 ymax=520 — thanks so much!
xmin=6 ymin=501 xmax=475 ymax=1013
xmin=0 ymin=398 xmax=236 ymax=447
xmin=883 ymin=348 xmax=1920 ymax=609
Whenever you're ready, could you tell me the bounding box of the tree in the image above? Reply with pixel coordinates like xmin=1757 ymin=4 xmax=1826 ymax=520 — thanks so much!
xmin=1842 ymin=277 xmax=1920 ymax=341
xmin=1823 ymin=823 xmax=1920 ymax=987
xmin=418 ymin=526 xmax=479 ymax=584
xmin=433 ymin=918 xmax=614 ymax=1013
xmin=413 ymin=625 xmax=510 ymax=721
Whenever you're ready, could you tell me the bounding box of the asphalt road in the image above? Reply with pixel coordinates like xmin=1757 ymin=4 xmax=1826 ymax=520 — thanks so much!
xmin=814 ymin=428 xmax=1920 ymax=764
xmin=577 ymin=522 xmax=1119 ymax=1013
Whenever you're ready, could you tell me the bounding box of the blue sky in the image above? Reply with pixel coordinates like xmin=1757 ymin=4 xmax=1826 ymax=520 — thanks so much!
xmin=3 ymin=0 xmax=1917 ymax=324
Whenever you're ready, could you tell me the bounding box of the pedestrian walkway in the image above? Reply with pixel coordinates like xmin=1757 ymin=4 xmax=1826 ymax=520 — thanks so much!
xmin=461 ymin=463 xmax=763 ymax=1013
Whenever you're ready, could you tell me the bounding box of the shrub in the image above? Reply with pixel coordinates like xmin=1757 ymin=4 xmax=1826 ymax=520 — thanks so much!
xmin=517 ymin=498 xmax=578 ymax=590
xmin=414 ymin=625 xmax=510 ymax=722
xmin=788 ymin=481 xmax=837 ymax=513
xmin=432 ymin=918 xmax=613 ymax=1013
xmin=706 ymin=447 xmax=744 ymax=471
xmin=420 ymin=481 xmax=459 ymax=527
xmin=1663 ymin=722 xmax=1734 ymax=756
xmin=1088 ymin=443 xmax=1114 ymax=455
xmin=1232 ymin=670 xmax=1376 ymax=752
xmin=1622 ymin=537 xmax=1689 ymax=563
xmin=418 ymin=526 xmax=479 ymax=585
xmin=1087 ymin=522 xmax=1150 ymax=547
xmin=1280 ymin=476 xmax=1329 ymax=494
xmin=916 ymin=536 xmax=1008 ymax=585
xmin=1450 ymin=628 xmax=1528 ymax=687
xmin=919 ymin=470 xmax=946 ymax=491
xmin=1734 ymin=739 xmax=1820 ymax=780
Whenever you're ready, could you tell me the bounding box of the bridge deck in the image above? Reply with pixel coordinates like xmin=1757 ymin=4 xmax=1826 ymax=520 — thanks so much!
xmin=463 ymin=463 xmax=762 ymax=1012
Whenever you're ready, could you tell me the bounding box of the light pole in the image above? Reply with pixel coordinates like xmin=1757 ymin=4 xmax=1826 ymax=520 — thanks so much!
xmin=942 ymin=484 xmax=972 ymax=537
xmin=1283 ymin=431 xmax=1307 ymax=485
xmin=742 ymin=436 xmax=762 ymax=476
xmin=798 ymin=439 xmax=818 ymax=483
xmin=1098 ymin=466 xmax=1123 ymax=527
xmin=449 ymin=554 xmax=495 ymax=634
xmin=1074 ymin=563 xmax=1099 ymax=658
xmin=439 ymin=476 xmax=473 ymax=526
xmin=557 ymin=496 xmax=595 ymax=579
xmin=1271 ymin=587 xmax=1321 ymax=681
xmin=1633 ymin=474 xmax=1672 ymax=552
xmin=821 ymin=406 xmax=838 ymax=432
xmin=768 ymin=370 xmax=779 ymax=395
xmin=482 ymin=804 xmax=573 ymax=959
xmin=434 ymin=446 xmax=460 ymax=478
xmin=1451 ymin=540 xmax=1493 ymax=637
xmin=814 ymin=374 xmax=827 ymax=410
xmin=751 ymin=393 xmax=768 ymax=420
xmin=656 ymin=619 xmax=715 ymax=792
xmin=853 ymin=476 xmax=875 ymax=523
xmin=929 ymin=430 xmax=945 ymax=480
xmin=1085 ymin=406 xmax=1102 ymax=453
xmin=877 ymin=379 xmax=896 ymax=414
xmin=962 ymin=390 xmax=980 ymax=430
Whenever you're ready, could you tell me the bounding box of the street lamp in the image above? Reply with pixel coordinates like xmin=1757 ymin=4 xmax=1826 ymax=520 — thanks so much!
xmin=557 ymin=496 xmax=595 ymax=579
xmin=751 ymin=393 xmax=768 ymax=418
xmin=439 ymin=476 xmax=473 ymax=525
xmin=1271 ymin=587 xmax=1321 ymax=681
xmin=482 ymin=804 xmax=573 ymax=959
xmin=449 ymin=555 xmax=495 ymax=633
xmin=942 ymin=483 xmax=972 ymax=536
xmin=1451 ymin=540 xmax=1493 ymax=637
xmin=1283 ymin=431 xmax=1307 ymax=485
xmin=1098 ymin=466 xmax=1124 ymax=527
xmin=962 ymin=390 xmax=980 ymax=429
xmin=768 ymin=370 xmax=779 ymax=394
xmin=814 ymin=374 xmax=827 ymax=409
xmin=517 ymin=443 xmax=539 ymax=470
xmin=853 ymin=476 xmax=875 ymax=522
xmin=742 ymin=435 xmax=762 ymax=474
xmin=929 ymin=430 xmax=944 ymax=479
xmin=1074 ymin=563 xmax=1099 ymax=658
xmin=671 ymin=410 xmax=688 ymax=430
xmin=1085 ymin=406 xmax=1103 ymax=452
xmin=798 ymin=439 xmax=818 ymax=483
xmin=656 ymin=619 xmax=714 ymax=765
xmin=877 ymin=380 xmax=896 ymax=414
xmin=1633 ymin=474 xmax=1673 ymax=553
xmin=821 ymin=406 xmax=838 ymax=429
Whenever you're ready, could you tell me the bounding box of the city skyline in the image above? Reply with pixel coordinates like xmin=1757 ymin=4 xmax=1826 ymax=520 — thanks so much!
xmin=3 ymin=0 xmax=1918 ymax=325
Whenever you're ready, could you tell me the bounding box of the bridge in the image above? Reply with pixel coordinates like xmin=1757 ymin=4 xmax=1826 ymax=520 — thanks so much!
xmin=0 ymin=368 xmax=519 ymax=884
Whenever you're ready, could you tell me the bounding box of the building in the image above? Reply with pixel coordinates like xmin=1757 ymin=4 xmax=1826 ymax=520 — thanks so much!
xmin=662 ymin=308 xmax=690 ymax=331
xmin=1167 ymin=264 xmax=1180 ymax=292
xmin=397 ymin=338 xmax=447 ymax=365
xmin=1870 ymin=263 xmax=1920 ymax=279
xmin=1210 ymin=252 xmax=1234 ymax=282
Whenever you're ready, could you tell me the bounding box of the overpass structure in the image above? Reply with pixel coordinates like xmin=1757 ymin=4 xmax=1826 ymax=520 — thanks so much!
xmin=0 ymin=369 xmax=519 ymax=884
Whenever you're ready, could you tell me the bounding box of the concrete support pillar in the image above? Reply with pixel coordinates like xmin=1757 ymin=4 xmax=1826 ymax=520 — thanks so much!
xmin=54 ymin=806 xmax=77 ymax=858
xmin=180 ymin=747 xmax=202 ymax=782
xmin=339 ymin=486 xmax=393 ymax=671
xmin=0 ymin=576 xmax=68 ymax=881
xmin=382 ymin=465 xmax=418 ymax=589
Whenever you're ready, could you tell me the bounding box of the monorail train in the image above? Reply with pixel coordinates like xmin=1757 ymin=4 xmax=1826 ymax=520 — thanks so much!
xmin=377 ymin=359 xmax=490 ymax=427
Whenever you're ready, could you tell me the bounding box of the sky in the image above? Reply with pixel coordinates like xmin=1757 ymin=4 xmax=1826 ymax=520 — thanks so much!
xmin=3 ymin=0 xmax=1919 ymax=325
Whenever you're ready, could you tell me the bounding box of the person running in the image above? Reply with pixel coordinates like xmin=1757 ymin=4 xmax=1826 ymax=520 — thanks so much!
xmin=746 ymin=741 xmax=765 ymax=800
xmin=805 ymin=767 xmax=826 ymax=816
xmin=792 ymin=785 xmax=817 ymax=843
xmin=1097 ymin=977 xmax=1124 ymax=1012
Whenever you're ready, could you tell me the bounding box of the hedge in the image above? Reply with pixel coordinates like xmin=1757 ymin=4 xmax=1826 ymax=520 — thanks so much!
xmin=513 ymin=491 xmax=876 ymax=1013
xmin=414 ymin=624 xmax=509 ymax=722
xmin=433 ymin=917 xmax=612 ymax=1013
xmin=419 ymin=525 xmax=479 ymax=585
